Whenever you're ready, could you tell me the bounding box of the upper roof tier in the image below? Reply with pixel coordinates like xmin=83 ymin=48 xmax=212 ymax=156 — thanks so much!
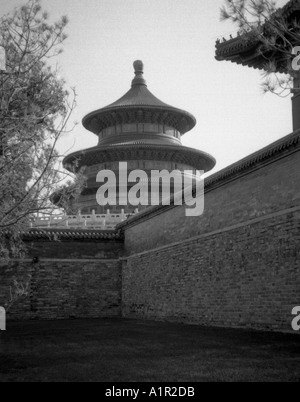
xmin=82 ymin=60 xmax=196 ymax=135
xmin=215 ymin=0 xmax=300 ymax=73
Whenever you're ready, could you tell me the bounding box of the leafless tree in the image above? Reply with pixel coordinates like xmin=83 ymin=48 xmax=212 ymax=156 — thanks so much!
xmin=0 ymin=0 xmax=84 ymax=264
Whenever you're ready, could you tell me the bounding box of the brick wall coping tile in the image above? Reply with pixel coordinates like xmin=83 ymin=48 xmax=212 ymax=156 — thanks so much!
xmin=118 ymin=129 xmax=300 ymax=230
xmin=19 ymin=228 xmax=124 ymax=241
xmin=120 ymin=205 xmax=300 ymax=259
xmin=0 ymin=259 xmax=122 ymax=268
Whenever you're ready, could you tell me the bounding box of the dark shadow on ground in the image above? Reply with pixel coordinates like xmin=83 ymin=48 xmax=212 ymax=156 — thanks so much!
xmin=0 ymin=318 xmax=299 ymax=382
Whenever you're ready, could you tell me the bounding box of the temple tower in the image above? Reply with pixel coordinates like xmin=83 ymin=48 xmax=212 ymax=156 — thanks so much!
xmin=61 ymin=61 xmax=215 ymax=215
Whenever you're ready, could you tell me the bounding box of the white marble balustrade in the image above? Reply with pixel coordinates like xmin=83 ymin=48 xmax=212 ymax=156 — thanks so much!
xmin=30 ymin=209 xmax=139 ymax=230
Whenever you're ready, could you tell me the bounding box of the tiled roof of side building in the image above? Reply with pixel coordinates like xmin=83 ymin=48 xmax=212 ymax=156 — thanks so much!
xmin=21 ymin=228 xmax=124 ymax=241
xmin=215 ymin=0 xmax=300 ymax=72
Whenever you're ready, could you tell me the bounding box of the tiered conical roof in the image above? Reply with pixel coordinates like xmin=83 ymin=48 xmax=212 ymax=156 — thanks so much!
xmin=82 ymin=60 xmax=196 ymax=135
xmin=64 ymin=61 xmax=215 ymax=173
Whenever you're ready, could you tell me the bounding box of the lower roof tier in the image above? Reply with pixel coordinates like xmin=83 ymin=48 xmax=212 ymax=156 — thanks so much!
xmin=63 ymin=143 xmax=216 ymax=173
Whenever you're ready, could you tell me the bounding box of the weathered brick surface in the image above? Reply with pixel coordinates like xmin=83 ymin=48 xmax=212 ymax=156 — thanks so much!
xmin=2 ymin=134 xmax=300 ymax=331
xmin=123 ymin=150 xmax=300 ymax=255
xmin=122 ymin=211 xmax=300 ymax=331
xmin=122 ymin=140 xmax=300 ymax=332
xmin=26 ymin=239 xmax=124 ymax=260
xmin=0 ymin=259 xmax=122 ymax=321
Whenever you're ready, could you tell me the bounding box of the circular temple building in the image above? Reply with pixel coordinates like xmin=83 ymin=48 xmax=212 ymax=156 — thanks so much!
xmin=61 ymin=60 xmax=216 ymax=215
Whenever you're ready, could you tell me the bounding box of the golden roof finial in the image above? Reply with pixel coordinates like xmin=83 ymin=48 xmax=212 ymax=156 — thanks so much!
xmin=132 ymin=60 xmax=147 ymax=87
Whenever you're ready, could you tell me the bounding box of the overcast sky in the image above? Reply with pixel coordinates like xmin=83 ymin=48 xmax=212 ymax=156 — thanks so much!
xmin=1 ymin=0 xmax=292 ymax=174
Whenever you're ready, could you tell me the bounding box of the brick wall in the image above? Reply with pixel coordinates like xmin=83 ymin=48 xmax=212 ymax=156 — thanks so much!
xmin=0 ymin=259 xmax=122 ymax=321
xmin=123 ymin=147 xmax=300 ymax=255
xmin=0 ymin=235 xmax=123 ymax=321
xmin=121 ymin=132 xmax=300 ymax=332
xmin=2 ymin=132 xmax=300 ymax=331
xmin=26 ymin=239 xmax=124 ymax=260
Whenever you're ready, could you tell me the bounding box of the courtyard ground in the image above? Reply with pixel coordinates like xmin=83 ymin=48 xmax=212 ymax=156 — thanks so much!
xmin=0 ymin=318 xmax=299 ymax=382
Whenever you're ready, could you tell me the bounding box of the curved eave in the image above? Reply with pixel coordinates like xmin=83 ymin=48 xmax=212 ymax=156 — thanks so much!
xmin=82 ymin=105 xmax=196 ymax=135
xmin=216 ymin=43 xmax=290 ymax=73
xmin=63 ymin=143 xmax=216 ymax=173
xmin=215 ymin=0 xmax=300 ymax=73
xmin=277 ymin=0 xmax=300 ymax=18
xmin=215 ymin=35 xmax=260 ymax=61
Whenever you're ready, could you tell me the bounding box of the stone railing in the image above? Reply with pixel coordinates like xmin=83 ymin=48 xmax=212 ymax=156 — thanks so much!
xmin=30 ymin=209 xmax=139 ymax=230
